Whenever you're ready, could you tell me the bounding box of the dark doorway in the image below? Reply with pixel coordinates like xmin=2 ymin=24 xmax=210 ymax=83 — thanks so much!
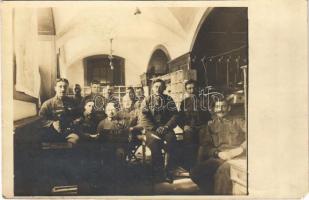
xmin=83 ymin=55 xmax=125 ymax=86
xmin=147 ymin=48 xmax=170 ymax=78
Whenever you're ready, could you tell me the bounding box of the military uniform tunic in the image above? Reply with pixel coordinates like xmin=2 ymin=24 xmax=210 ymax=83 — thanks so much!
xmin=191 ymin=115 xmax=246 ymax=195
xmin=39 ymin=96 xmax=79 ymax=142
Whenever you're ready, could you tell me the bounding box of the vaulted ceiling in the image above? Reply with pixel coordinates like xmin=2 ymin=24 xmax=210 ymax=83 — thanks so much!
xmin=48 ymin=6 xmax=207 ymax=84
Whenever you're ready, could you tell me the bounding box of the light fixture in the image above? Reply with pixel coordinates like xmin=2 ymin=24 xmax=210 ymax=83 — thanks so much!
xmin=134 ymin=7 xmax=141 ymax=15
xmin=108 ymin=38 xmax=114 ymax=70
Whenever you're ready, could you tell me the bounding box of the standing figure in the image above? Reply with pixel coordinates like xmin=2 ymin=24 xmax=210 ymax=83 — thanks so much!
xmin=178 ymin=80 xmax=212 ymax=169
xmin=134 ymin=86 xmax=145 ymax=110
xmin=103 ymin=85 xmax=121 ymax=111
xmin=39 ymin=78 xmax=79 ymax=145
xmin=125 ymin=87 xmax=137 ymax=105
xmin=190 ymin=99 xmax=246 ymax=195
xmin=72 ymin=84 xmax=83 ymax=108
xmin=139 ymin=79 xmax=178 ymax=182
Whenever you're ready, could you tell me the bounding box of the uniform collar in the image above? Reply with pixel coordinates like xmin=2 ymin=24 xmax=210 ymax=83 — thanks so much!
xmin=54 ymin=95 xmax=66 ymax=101
xmin=213 ymin=115 xmax=232 ymax=122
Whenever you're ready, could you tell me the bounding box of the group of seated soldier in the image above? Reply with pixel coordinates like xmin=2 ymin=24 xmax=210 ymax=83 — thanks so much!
xmin=38 ymin=77 xmax=246 ymax=194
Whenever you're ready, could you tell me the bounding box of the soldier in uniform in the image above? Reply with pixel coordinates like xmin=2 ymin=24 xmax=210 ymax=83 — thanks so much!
xmin=96 ymin=102 xmax=135 ymax=192
xmin=73 ymin=99 xmax=100 ymax=141
xmin=71 ymin=99 xmax=101 ymax=193
xmin=97 ymin=102 xmax=131 ymax=161
xmin=103 ymin=85 xmax=121 ymax=111
xmin=84 ymin=80 xmax=107 ymax=121
xmin=134 ymin=86 xmax=145 ymax=110
xmin=117 ymin=95 xmax=138 ymax=128
xmin=190 ymin=99 xmax=246 ymax=195
xmin=72 ymin=84 xmax=83 ymax=110
xmin=39 ymin=78 xmax=79 ymax=145
xmin=118 ymin=95 xmax=145 ymax=162
xmin=178 ymin=79 xmax=212 ymax=169
xmin=139 ymin=79 xmax=178 ymax=182
xmin=125 ymin=87 xmax=137 ymax=106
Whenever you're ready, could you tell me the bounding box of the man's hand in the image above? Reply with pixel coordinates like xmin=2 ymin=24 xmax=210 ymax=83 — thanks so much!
xmin=218 ymin=151 xmax=231 ymax=160
xmin=226 ymin=147 xmax=244 ymax=158
xmin=89 ymin=133 xmax=100 ymax=140
xmin=52 ymin=121 xmax=61 ymax=133
xmin=218 ymin=147 xmax=244 ymax=160
xmin=137 ymin=134 xmax=146 ymax=142
xmin=73 ymin=118 xmax=82 ymax=125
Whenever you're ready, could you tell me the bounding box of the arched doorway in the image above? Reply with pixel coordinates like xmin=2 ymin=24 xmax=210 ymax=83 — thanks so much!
xmin=190 ymin=7 xmax=248 ymax=92
xmin=142 ymin=46 xmax=171 ymax=86
xmin=83 ymin=54 xmax=125 ymax=86
xmin=147 ymin=48 xmax=171 ymax=77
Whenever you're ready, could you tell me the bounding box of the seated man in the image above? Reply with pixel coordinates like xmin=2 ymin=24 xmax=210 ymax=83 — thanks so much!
xmin=190 ymin=99 xmax=246 ymax=195
xmin=39 ymin=78 xmax=79 ymax=145
xmin=71 ymin=99 xmax=102 ymax=192
xmin=118 ymin=94 xmax=139 ymax=128
xmin=96 ymin=102 xmax=139 ymax=189
xmin=178 ymin=79 xmax=212 ymax=169
xmin=73 ymin=99 xmax=100 ymax=141
xmin=118 ymin=95 xmax=145 ymax=162
xmin=97 ymin=102 xmax=131 ymax=162
xmin=139 ymin=79 xmax=179 ymax=182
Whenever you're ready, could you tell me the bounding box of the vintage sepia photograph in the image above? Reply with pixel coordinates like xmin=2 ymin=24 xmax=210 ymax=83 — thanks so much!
xmin=7 ymin=3 xmax=247 ymax=197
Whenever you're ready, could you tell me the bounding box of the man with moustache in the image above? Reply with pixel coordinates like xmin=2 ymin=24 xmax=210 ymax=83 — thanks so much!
xmin=190 ymin=99 xmax=246 ymax=195
xmin=97 ymin=102 xmax=130 ymax=161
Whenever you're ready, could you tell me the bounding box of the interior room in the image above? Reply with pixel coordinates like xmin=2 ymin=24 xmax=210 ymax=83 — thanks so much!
xmin=10 ymin=6 xmax=248 ymax=196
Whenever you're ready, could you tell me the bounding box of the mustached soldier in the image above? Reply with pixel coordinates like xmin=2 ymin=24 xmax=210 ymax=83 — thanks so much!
xmin=190 ymin=99 xmax=246 ymax=195
xmin=97 ymin=102 xmax=130 ymax=161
